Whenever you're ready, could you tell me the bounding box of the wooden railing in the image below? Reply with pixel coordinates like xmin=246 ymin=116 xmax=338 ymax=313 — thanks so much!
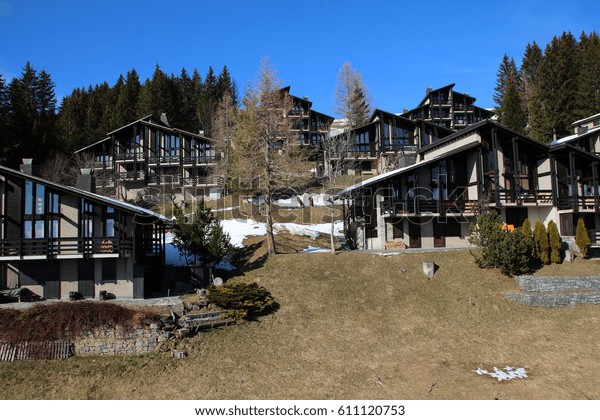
xmin=0 ymin=236 xmax=133 ymax=258
xmin=491 ymin=189 xmax=553 ymax=204
xmin=380 ymin=198 xmax=479 ymax=216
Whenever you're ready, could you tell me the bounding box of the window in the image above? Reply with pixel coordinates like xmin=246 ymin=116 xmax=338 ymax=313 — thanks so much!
xmin=104 ymin=207 xmax=115 ymax=237
xmin=81 ymin=200 xmax=94 ymax=238
xmin=354 ymin=132 xmax=370 ymax=152
xmin=102 ymin=259 xmax=117 ymax=284
xmin=23 ymin=181 xmax=48 ymax=239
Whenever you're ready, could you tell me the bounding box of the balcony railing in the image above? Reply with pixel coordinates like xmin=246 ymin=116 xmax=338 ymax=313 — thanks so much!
xmin=148 ymin=156 xmax=180 ymax=165
xmin=557 ymin=195 xmax=599 ymax=210
xmin=491 ymin=189 xmax=553 ymax=205
xmin=182 ymin=156 xmax=219 ymax=165
xmin=381 ymin=144 xmax=418 ymax=153
xmin=380 ymin=198 xmax=479 ymax=216
xmin=0 ymin=236 xmax=133 ymax=259
xmin=116 ymin=170 xmax=145 ymax=181
xmin=182 ymin=176 xmax=224 ymax=187
xmin=330 ymin=151 xmax=376 ymax=160
xmin=89 ymin=160 xmax=112 ymax=169
xmin=115 ymin=152 xmax=144 ymax=161
xmin=588 ymin=229 xmax=600 ymax=245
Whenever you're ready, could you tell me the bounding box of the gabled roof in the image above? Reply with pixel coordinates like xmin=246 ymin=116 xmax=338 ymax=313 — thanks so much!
xmin=74 ymin=137 xmax=111 ymax=154
xmin=571 ymin=112 xmax=600 ymax=127
xmin=552 ymin=126 xmax=600 ymax=145
xmin=369 ymin=108 xmax=415 ymax=125
xmin=416 ymin=83 xmax=456 ymax=107
xmin=0 ymin=165 xmax=171 ymax=224
xmin=107 ymin=114 xmax=160 ymax=135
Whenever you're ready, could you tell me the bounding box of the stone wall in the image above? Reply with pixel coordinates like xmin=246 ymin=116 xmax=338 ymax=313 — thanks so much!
xmin=516 ymin=276 xmax=600 ymax=293
xmin=507 ymin=276 xmax=600 ymax=307
xmin=73 ymin=323 xmax=164 ymax=356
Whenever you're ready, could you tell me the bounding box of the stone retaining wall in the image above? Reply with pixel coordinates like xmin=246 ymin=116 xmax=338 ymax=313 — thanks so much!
xmin=516 ymin=276 xmax=600 ymax=293
xmin=508 ymin=275 xmax=600 ymax=307
xmin=73 ymin=323 xmax=164 ymax=356
xmin=506 ymin=291 xmax=600 ymax=307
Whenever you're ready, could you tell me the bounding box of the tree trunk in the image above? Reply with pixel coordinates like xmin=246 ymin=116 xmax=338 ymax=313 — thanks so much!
xmin=329 ymin=201 xmax=336 ymax=253
xmin=265 ymin=187 xmax=277 ymax=256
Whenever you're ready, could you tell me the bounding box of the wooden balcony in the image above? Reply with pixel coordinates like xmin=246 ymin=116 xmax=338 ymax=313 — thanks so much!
xmin=491 ymin=189 xmax=553 ymax=205
xmin=380 ymin=198 xmax=479 ymax=216
xmin=0 ymin=236 xmax=133 ymax=260
xmin=116 ymin=170 xmax=145 ymax=181
xmin=381 ymin=144 xmax=418 ymax=153
xmin=182 ymin=156 xmax=219 ymax=165
xmin=330 ymin=151 xmax=376 ymax=160
xmin=148 ymin=156 xmax=181 ymax=165
xmin=115 ymin=152 xmax=144 ymax=162
xmin=557 ymin=195 xmax=600 ymax=210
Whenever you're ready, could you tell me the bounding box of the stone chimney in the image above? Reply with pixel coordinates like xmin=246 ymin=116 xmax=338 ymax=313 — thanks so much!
xmin=20 ymin=158 xmax=35 ymax=175
xmin=76 ymin=168 xmax=96 ymax=193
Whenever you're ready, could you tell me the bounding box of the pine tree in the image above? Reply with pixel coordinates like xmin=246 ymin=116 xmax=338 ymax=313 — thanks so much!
xmin=521 ymin=41 xmax=543 ymax=132
xmin=532 ymin=32 xmax=579 ymax=142
xmin=575 ymin=218 xmax=591 ymax=258
xmin=533 ymin=220 xmax=550 ymax=265
xmin=547 ymin=220 xmax=562 ymax=263
xmin=334 ymin=61 xmax=372 ymax=128
xmin=576 ymin=31 xmax=600 ymax=118
xmin=494 ymin=55 xmax=526 ymax=133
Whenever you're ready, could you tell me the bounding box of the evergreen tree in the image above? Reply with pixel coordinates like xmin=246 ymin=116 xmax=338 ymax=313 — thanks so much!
xmin=494 ymin=55 xmax=526 ymax=133
xmin=0 ymin=74 xmax=10 ymax=164
xmin=334 ymin=61 xmax=372 ymax=128
xmin=136 ymin=65 xmax=174 ymax=120
xmin=5 ymin=62 xmax=58 ymax=166
xmin=217 ymin=65 xmax=238 ymax=106
xmin=531 ymin=32 xmax=579 ymax=142
xmin=576 ymin=31 xmax=600 ymax=118
xmin=520 ymin=41 xmax=543 ymax=132
xmin=197 ymin=66 xmax=218 ymax=135
xmin=547 ymin=220 xmax=562 ymax=263
xmin=533 ymin=220 xmax=550 ymax=265
xmin=575 ymin=218 xmax=591 ymax=258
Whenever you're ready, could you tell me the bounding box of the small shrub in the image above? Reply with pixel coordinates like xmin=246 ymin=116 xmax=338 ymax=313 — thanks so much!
xmin=521 ymin=219 xmax=539 ymax=263
xmin=0 ymin=302 xmax=162 ymax=344
xmin=547 ymin=220 xmax=562 ymax=264
xmin=207 ymin=282 xmax=278 ymax=319
xmin=498 ymin=229 xmax=535 ymax=276
xmin=469 ymin=210 xmax=505 ymax=268
xmin=575 ymin=218 xmax=591 ymax=258
xmin=533 ymin=221 xmax=550 ymax=265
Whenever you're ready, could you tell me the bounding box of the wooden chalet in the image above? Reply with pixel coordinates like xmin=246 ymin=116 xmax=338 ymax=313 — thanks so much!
xmin=74 ymin=114 xmax=222 ymax=203
xmin=0 ymin=161 xmax=170 ymax=299
xmin=401 ymin=84 xmax=495 ymax=130
xmin=340 ymin=119 xmax=600 ymax=250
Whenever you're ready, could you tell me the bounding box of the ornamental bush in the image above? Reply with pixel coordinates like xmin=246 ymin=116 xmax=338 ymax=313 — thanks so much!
xmin=207 ymin=282 xmax=278 ymax=319
xmin=498 ymin=229 xmax=535 ymax=276
xmin=533 ymin=221 xmax=550 ymax=265
xmin=575 ymin=218 xmax=591 ymax=258
xmin=469 ymin=210 xmax=505 ymax=269
xmin=547 ymin=220 xmax=562 ymax=264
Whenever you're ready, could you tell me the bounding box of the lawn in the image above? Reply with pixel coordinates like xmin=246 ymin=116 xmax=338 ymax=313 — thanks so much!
xmin=0 ymin=248 xmax=598 ymax=400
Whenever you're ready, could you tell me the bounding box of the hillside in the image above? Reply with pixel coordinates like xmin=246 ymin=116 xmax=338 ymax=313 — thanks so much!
xmin=0 ymin=250 xmax=598 ymax=399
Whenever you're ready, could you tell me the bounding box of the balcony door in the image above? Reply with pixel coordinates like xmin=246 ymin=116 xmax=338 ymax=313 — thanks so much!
xmin=408 ymin=218 xmax=422 ymax=248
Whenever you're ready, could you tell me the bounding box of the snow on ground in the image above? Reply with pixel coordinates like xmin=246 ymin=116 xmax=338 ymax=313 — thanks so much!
xmin=472 ymin=366 xmax=528 ymax=381
xmin=301 ymin=246 xmax=331 ymax=253
xmin=164 ymin=218 xmax=344 ymax=267
xmin=274 ymin=193 xmax=343 ymax=208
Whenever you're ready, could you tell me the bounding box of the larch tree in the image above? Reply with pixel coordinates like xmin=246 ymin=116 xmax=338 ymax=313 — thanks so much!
xmin=334 ymin=61 xmax=372 ymax=129
xmin=231 ymin=58 xmax=311 ymax=256
xmin=211 ymin=91 xmax=238 ymax=194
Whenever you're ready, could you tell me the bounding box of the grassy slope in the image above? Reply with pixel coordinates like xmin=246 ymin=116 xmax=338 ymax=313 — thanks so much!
xmin=1 ymin=250 xmax=599 ymax=400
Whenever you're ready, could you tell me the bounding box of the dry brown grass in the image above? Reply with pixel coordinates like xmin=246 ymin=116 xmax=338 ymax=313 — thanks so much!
xmin=0 ymin=251 xmax=599 ymax=400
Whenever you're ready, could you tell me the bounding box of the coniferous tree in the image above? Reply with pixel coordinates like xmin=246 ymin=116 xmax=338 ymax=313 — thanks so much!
xmin=547 ymin=220 xmax=562 ymax=263
xmin=575 ymin=218 xmax=591 ymax=258
xmin=520 ymin=41 xmax=543 ymax=132
xmin=0 ymin=74 xmax=10 ymax=163
xmin=334 ymin=61 xmax=372 ymax=128
xmin=576 ymin=31 xmax=600 ymax=118
xmin=533 ymin=220 xmax=550 ymax=265
xmin=494 ymin=55 xmax=526 ymax=133
xmin=531 ymin=32 xmax=579 ymax=142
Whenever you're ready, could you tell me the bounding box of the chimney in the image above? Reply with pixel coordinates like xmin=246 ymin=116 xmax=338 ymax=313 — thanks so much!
xmin=20 ymin=158 xmax=35 ymax=175
xmin=160 ymin=112 xmax=170 ymax=127
xmin=76 ymin=168 xmax=96 ymax=193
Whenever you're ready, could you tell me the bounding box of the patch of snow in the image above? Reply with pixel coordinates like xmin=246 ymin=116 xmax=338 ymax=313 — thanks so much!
xmin=212 ymin=206 xmax=239 ymax=212
xmin=274 ymin=193 xmax=343 ymax=208
xmin=301 ymin=246 xmax=331 ymax=253
xmin=221 ymin=218 xmax=267 ymax=247
xmin=473 ymin=366 xmax=528 ymax=381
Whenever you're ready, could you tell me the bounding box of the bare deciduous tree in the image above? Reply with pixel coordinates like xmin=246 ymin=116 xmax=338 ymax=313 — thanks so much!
xmin=211 ymin=91 xmax=237 ymax=195
xmin=334 ymin=61 xmax=373 ymax=129
xmin=231 ymin=59 xmax=312 ymax=256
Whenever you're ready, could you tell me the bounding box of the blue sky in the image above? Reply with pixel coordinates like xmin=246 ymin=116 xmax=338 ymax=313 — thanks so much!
xmin=0 ymin=0 xmax=597 ymax=117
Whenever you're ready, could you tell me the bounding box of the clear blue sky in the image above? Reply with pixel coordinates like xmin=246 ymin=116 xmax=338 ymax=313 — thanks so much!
xmin=0 ymin=0 xmax=597 ymax=117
